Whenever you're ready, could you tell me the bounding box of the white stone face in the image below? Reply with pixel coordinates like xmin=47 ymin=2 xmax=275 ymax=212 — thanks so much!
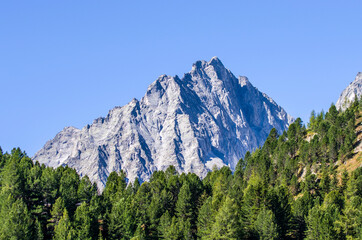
xmin=336 ymin=72 xmax=362 ymax=111
xmin=33 ymin=57 xmax=293 ymax=191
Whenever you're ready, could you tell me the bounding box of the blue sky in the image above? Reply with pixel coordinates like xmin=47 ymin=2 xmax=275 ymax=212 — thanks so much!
xmin=1 ymin=1 xmax=362 ymax=156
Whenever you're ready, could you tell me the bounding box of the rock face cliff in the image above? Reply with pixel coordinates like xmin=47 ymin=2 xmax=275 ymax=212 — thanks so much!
xmin=336 ymin=72 xmax=362 ymax=111
xmin=33 ymin=57 xmax=293 ymax=190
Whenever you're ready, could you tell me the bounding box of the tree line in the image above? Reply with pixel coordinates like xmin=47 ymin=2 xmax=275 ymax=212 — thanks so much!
xmin=0 ymin=99 xmax=361 ymax=239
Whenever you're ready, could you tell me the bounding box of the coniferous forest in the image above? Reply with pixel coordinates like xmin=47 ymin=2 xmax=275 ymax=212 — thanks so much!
xmin=0 ymin=100 xmax=362 ymax=240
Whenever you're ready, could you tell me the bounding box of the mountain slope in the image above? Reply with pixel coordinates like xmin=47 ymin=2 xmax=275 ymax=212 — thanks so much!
xmin=336 ymin=72 xmax=362 ymax=111
xmin=33 ymin=57 xmax=293 ymax=190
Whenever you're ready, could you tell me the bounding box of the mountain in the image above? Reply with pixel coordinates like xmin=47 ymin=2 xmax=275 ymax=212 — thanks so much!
xmin=33 ymin=57 xmax=293 ymax=190
xmin=336 ymin=72 xmax=362 ymax=111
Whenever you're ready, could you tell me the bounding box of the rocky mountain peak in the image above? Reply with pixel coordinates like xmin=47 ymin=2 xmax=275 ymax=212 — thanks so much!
xmin=33 ymin=57 xmax=293 ymax=191
xmin=191 ymin=56 xmax=227 ymax=77
xmin=336 ymin=72 xmax=362 ymax=111
xmin=209 ymin=56 xmax=224 ymax=66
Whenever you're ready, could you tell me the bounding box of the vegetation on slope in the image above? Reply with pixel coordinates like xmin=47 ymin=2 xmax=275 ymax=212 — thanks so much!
xmin=0 ymin=99 xmax=361 ymax=239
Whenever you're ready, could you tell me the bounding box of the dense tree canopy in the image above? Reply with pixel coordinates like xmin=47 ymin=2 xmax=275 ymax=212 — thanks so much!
xmin=0 ymin=99 xmax=361 ymax=239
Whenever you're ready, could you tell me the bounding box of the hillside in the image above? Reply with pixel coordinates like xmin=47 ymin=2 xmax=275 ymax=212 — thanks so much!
xmin=336 ymin=109 xmax=362 ymax=175
xmin=0 ymin=99 xmax=361 ymax=239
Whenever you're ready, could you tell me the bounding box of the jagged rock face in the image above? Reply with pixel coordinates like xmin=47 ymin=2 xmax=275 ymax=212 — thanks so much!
xmin=336 ymin=72 xmax=362 ymax=111
xmin=33 ymin=57 xmax=293 ymax=190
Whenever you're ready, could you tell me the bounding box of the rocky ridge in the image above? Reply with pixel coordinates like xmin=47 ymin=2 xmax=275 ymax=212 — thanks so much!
xmin=336 ymin=72 xmax=362 ymax=111
xmin=33 ymin=57 xmax=293 ymax=190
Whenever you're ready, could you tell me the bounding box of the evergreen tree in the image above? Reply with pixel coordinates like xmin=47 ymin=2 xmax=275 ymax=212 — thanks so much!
xmin=0 ymin=195 xmax=33 ymax=240
xmin=175 ymin=181 xmax=192 ymax=220
xmin=263 ymin=128 xmax=279 ymax=156
xmin=160 ymin=216 xmax=182 ymax=240
xmin=50 ymin=197 xmax=65 ymax=226
xmin=326 ymin=103 xmax=338 ymax=125
xmin=148 ymin=194 xmax=163 ymax=238
xmin=53 ymin=209 xmax=75 ymax=240
xmin=0 ymin=157 xmax=22 ymax=197
xmin=254 ymin=208 xmax=279 ymax=240
xmin=107 ymin=196 xmax=135 ymax=240
xmin=268 ymin=185 xmax=292 ymax=239
xmin=319 ymin=166 xmax=331 ymax=197
xmin=74 ymin=202 xmax=98 ymax=240
xmin=308 ymin=110 xmax=317 ymax=130
xmin=242 ymin=173 xmax=265 ymax=237
xmin=197 ymin=197 xmax=213 ymax=239
xmin=59 ymin=167 xmax=80 ymax=215
xmin=210 ymin=196 xmax=242 ymax=240
xmin=335 ymin=169 xmax=362 ymax=239
xmin=306 ymin=204 xmax=340 ymax=240
xmin=40 ymin=167 xmax=59 ymax=205
xmin=78 ymin=175 xmax=97 ymax=203
xmin=47 ymin=196 xmax=66 ymax=237
xmin=158 ymin=210 xmax=172 ymax=239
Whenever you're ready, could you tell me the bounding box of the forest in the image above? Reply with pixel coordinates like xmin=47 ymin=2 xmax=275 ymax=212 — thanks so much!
xmin=0 ymin=100 xmax=361 ymax=240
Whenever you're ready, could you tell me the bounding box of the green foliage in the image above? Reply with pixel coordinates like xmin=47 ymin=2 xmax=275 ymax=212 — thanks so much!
xmin=306 ymin=204 xmax=340 ymax=240
xmin=175 ymin=181 xmax=193 ymax=220
xmin=197 ymin=197 xmax=213 ymax=239
xmin=0 ymin=98 xmax=361 ymax=239
xmin=73 ymin=202 xmax=98 ymax=240
xmin=49 ymin=197 xmax=65 ymax=229
xmin=53 ymin=209 xmax=75 ymax=240
xmin=254 ymin=208 xmax=279 ymax=240
xmin=59 ymin=167 xmax=80 ymax=214
xmin=210 ymin=196 xmax=242 ymax=239
xmin=0 ymin=195 xmax=33 ymax=240
xmin=78 ymin=175 xmax=98 ymax=203
xmin=268 ymin=185 xmax=292 ymax=239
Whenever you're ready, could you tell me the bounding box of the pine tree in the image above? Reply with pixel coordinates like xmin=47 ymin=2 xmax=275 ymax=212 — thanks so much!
xmin=306 ymin=204 xmax=339 ymax=240
xmin=107 ymin=196 xmax=135 ymax=240
xmin=263 ymin=128 xmax=279 ymax=156
xmin=197 ymin=197 xmax=213 ymax=239
xmin=326 ymin=103 xmax=338 ymax=125
xmin=0 ymin=195 xmax=33 ymax=240
xmin=178 ymin=218 xmax=192 ymax=240
xmin=40 ymin=167 xmax=59 ymax=205
xmin=0 ymin=157 xmax=21 ymax=197
xmin=78 ymin=175 xmax=97 ymax=203
xmin=74 ymin=202 xmax=97 ymax=240
xmin=148 ymin=194 xmax=163 ymax=238
xmin=242 ymin=173 xmax=265 ymax=237
xmin=175 ymin=181 xmax=192 ymax=220
xmin=53 ymin=209 xmax=75 ymax=240
xmin=254 ymin=208 xmax=279 ymax=240
xmin=50 ymin=197 xmax=65 ymax=226
xmin=335 ymin=169 xmax=362 ymax=239
xmin=319 ymin=167 xmax=331 ymax=197
xmin=59 ymin=167 xmax=80 ymax=215
xmin=46 ymin=196 xmax=66 ymax=237
xmin=292 ymin=192 xmax=314 ymax=239
xmin=308 ymin=110 xmax=317 ymax=130
xmin=268 ymin=185 xmax=292 ymax=239
xmin=158 ymin=210 xmax=172 ymax=239
xmin=210 ymin=196 xmax=242 ymax=239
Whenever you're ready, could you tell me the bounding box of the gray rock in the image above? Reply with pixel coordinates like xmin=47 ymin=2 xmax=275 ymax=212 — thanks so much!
xmin=336 ymin=72 xmax=362 ymax=111
xmin=33 ymin=57 xmax=293 ymax=190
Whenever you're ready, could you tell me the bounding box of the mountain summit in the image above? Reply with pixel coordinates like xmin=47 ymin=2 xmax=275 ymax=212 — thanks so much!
xmin=33 ymin=57 xmax=293 ymax=190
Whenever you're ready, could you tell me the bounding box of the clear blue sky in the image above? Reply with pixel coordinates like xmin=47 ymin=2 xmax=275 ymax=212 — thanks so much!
xmin=1 ymin=1 xmax=362 ymax=156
